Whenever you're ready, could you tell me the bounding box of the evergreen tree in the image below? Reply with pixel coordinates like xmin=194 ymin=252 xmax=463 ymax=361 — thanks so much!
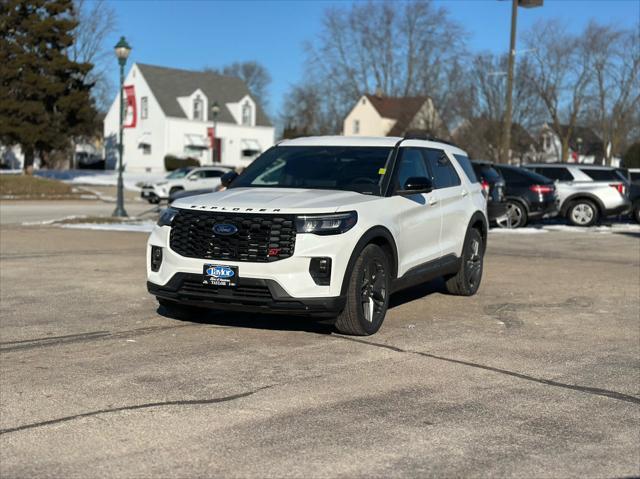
xmin=0 ymin=0 xmax=97 ymax=172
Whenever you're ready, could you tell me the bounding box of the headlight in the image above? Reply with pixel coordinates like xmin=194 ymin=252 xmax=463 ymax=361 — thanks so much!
xmin=157 ymin=207 xmax=178 ymax=227
xmin=295 ymin=211 xmax=357 ymax=235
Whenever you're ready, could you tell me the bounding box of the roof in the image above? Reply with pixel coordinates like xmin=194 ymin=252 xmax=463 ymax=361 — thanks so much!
xmin=136 ymin=63 xmax=272 ymax=127
xmin=364 ymin=94 xmax=430 ymax=136
xmin=278 ymin=135 xmax=468 ymax=155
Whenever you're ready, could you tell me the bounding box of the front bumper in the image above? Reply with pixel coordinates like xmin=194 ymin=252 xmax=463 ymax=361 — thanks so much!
xmin=148 ymin=274 xmax=346 ymax=317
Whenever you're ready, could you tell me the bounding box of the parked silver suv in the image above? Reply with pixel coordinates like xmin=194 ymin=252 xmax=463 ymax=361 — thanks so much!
xmin=523 ymin=164 xmax=630 ymax=226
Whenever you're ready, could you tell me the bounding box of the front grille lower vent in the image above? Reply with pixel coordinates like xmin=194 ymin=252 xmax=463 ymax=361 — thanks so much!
xmin=169 ymin=209 xmax=296 ymax=262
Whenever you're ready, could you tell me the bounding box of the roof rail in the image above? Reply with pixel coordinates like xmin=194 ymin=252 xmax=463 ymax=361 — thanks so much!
xmin=402 ymin=131 xmax=459 ymax=148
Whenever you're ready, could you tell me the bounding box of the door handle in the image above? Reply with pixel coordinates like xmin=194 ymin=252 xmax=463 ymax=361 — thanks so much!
xmin=461 ymin=190 xmax=469 ymax=197
xmin=428 ymin=197 xmax=438 ymax=206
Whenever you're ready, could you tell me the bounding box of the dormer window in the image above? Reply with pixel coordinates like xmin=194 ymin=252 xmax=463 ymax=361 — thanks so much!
xmin=193 ymin=96 xmax=203 ymax=121
xmin=241 ymin=101 xmax=252 ymax=126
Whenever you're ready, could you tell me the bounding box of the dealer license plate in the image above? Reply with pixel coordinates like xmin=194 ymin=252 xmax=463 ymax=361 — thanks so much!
xmin=203 ymin=264 xmax=238 ymax=287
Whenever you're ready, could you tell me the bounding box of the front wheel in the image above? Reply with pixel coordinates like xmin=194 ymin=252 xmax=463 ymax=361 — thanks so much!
xmin=335 ymin=244 xmax=390 ymax=336
xmin=445 ymin=228 xmax=484 ymax=296
xmin=633 ymin=204 xmax=640 ymax=224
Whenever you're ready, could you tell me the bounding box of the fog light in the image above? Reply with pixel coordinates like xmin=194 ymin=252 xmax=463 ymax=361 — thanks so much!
xmin=151 ymin=246 xmax=162 ymax=272
xmin=309 ymin=257 xmax=332 ymax=286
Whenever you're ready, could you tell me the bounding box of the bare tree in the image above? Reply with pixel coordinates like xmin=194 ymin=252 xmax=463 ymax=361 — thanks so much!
xmin=69 ymin=0 xmax=117 ymax=112
xmin=205 ymin=61 xmax=272 ymax=109
xmin=299 ymin=0 xmax=466 ymax=134
xmin=583 ymin=23 xmax=640 ymax=164
xmin=522 ymin=20 xmax=593 ymax=162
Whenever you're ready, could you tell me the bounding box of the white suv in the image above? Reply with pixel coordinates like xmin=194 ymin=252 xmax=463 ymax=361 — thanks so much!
xmin=147 ymin=136 xmax=488 ymax=335
xmin=141 ymin=166 xmax=233 ymax=203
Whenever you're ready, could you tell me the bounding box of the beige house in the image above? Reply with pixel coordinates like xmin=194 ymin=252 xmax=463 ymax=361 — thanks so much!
xmin=342 ymin=93 xmax=444 ymax=137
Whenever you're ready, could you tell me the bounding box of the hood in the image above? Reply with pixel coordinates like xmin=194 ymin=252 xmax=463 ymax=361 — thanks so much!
xmin=171 ymin=187 xmax=381 ymax=214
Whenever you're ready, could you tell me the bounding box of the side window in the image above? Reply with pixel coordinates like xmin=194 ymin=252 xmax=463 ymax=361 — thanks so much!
xmin=453 ymin=154 xmax=478 ymax=183
xmin=188 ymin=170 xmax=204 ymax=180
xmin=423 ymin=149 xmax=461 ymax=189
xmin=498 ymin=167 xmax=521 ymax=183
xmin=394 ymin=148 xmax=430 ymax=191
xmin=579 ymin=169 xmax=622 ymax=182
xmin=537 ymin=167 xmax=573 ymax=181
xmin=141 ymin=97 xmax=148 ymax=119
xmin=203 ymin=170 xmax=224 ymax=178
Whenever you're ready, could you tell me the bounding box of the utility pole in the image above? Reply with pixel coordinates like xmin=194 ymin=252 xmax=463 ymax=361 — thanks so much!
xmin=500 ymin=0 xmax=542 ymax=164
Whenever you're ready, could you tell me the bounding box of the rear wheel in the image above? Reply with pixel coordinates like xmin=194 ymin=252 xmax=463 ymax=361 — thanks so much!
xmin=335 ymin=244 xmax=390 ymax=336
xmin=445 ymin=228 xmax=484 ymax=296
xmin=496 ymin=200 xmax=527 ymax=229
xmin=567 ymin=199 xmax=599 ymax=227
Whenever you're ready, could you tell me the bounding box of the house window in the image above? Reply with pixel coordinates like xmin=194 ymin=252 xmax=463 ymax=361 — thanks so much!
xmin=242 ymin=101 xmax=252 ymax=126
xmin=141 ymin=97 xmax=148 ymax=119
xmin=193 ymin=97 xmax=203 ymax=121
xmin=141 ymin=144 xmax=151 ymax=155
xmin=353 ymin=119 xmax=360 ymax=134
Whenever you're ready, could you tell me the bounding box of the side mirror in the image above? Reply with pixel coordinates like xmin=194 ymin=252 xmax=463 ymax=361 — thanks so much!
xmin=188 ymin=175 xmax=198 ymax=181
xmin=396 ymin=176 xmax=433 ymax=195
xmin=220 ymin=170 xmax=238 ymax=187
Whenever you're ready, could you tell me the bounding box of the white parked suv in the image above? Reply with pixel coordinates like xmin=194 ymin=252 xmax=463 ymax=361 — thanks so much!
xmin=522 ymin=164 xmax=630 ymax=226
xmin=147 ymin=136 xmax=488 ymax=335
xmin=141 ymin=166 xmax=233 ymax=204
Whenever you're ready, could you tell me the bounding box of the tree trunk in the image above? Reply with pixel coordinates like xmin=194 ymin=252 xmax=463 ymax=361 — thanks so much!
xmin=561 ymin=137 xmax=570 ymax=162
xmin=23 ymin=147 xmax=34 ymax=175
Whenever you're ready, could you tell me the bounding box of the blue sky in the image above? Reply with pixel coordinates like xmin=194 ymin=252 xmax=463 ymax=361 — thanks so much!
xmin=104 ymin=0 xmax=640 ymax=119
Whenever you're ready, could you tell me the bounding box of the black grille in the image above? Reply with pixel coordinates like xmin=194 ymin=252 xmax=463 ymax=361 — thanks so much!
xmin=169 ymin=209 xmax=296 ymax=262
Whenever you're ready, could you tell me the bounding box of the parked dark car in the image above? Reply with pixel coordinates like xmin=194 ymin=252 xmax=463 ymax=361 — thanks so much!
xmin=471 ymin=161 xmax=507 ymax=222
xmin=619 ymin=168 xmax=640 ymax=224
xmin=493 ymin=165 xmax=558 ymax=228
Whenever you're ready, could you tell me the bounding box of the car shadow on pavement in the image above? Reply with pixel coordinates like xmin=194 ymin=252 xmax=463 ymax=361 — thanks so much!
xmin=156 ymin=305 xmax=335 ymax=335
xmin=389 ymin=278 xmax=447 ymax=310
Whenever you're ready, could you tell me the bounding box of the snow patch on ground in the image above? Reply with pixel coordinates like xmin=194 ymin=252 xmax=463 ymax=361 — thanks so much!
xmin=490 ymin=227 xmax=548 ymax=234
xmin=490 ymin=222 xmax=640 ymax=235
xmin=35 ymin=170 xmax=164 ymax=192
xmin=22 ymin=215 xmax=87 ymax=226
xmin=58 ymin=221 xmax=155 ymax=233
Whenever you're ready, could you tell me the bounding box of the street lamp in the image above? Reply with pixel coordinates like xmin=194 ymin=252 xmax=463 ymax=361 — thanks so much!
xmin=211 ymin=102 xmax=220 ymax=163
xmin=113 ymin=36 xmax=131 ymax=217
xmin=500 ymin=0 xmax=543 ymax=164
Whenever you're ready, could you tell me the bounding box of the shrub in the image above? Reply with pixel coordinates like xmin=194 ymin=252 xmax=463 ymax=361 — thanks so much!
xmin=164 ymin=155 xmax=200 ymax=171
xmin=623 ymin=142 xmax=640 ymax=169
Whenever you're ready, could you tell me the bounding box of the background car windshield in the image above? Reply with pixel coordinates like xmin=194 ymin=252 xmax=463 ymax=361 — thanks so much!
xmin=231 ymin=146 xmax=392 ymax=195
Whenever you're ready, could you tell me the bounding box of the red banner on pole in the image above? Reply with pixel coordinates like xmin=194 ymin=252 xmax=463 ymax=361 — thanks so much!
xmin=123 ymin=85 xmax=137 ymax=128
xmin=207 ymin=127 xmax=215 ymax=148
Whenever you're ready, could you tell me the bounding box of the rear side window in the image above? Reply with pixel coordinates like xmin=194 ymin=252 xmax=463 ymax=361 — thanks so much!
xmin=453 ymin=154 xmax=478 ymax=183
xmin=423 ymin=149 xmax=461 ymax=189
xmin=579 ymin=168 xmax=626 ymax=182
xmin=535 ymin=167 xmax=574 ymax=182
xmin=203 ymin=169 xmax=225 ymax=178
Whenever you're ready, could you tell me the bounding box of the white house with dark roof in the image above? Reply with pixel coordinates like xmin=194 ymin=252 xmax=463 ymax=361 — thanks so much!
xmin=103 ymin=63 xmax=275 ymax=172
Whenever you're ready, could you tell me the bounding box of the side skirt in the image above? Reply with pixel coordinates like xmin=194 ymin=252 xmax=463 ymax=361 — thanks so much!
xmin=391 ymin=254 xmax=461 ymax=294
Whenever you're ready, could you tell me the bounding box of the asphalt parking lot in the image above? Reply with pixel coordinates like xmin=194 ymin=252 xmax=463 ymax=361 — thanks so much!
xmin=1 ymin=201 xmax=639 ymax=478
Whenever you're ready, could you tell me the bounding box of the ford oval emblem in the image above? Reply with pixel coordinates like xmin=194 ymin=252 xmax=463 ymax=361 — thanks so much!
xmin=206 ymin=266 xmax=235 ymax=278
xmin=212 ymin=223 xmax=238 ymax=236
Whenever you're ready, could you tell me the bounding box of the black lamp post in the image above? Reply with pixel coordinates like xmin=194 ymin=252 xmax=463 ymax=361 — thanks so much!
xmin=113 ymin=36 xmax=131 ymax=217
xmin=211 ymin=101 xmax=220 ymax=163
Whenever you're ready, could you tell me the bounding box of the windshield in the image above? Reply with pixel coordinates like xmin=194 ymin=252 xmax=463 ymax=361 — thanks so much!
xmin=166 ymin=168 xmax=193 ymax=179
xmin=230 ymin=146 xmax=392 ymax=195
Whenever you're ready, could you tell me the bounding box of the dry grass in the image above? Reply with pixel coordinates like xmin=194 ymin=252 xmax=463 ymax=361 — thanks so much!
xmin=0 ymin=175 xmax=87 ymax=199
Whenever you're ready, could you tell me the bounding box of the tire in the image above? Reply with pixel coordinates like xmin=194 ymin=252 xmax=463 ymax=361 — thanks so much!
xmin=633 ymin=205 xmax=640 ymax=224
xmin=495 ymin=200 xmax=528 ymax=229
xmin=169 ymin=186 xmax=184 ymax=196
xmin=567 ymin=199 xmax=599 ymax=227
xmin=445 ymin=228 xmax=484 ymax=296
xmin=334 ymin=244 xmax=390 ymax=336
